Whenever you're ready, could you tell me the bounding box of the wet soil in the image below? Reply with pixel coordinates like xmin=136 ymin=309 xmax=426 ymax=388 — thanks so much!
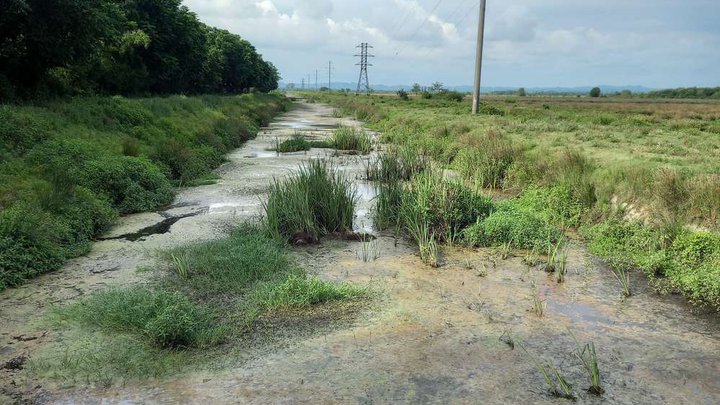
xmin=2 ymin=100 xmax=720 ymax=404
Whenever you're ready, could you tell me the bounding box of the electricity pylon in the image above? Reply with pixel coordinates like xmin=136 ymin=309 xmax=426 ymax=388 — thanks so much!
xmin=355 ymin=43 xmax=374 ymax=95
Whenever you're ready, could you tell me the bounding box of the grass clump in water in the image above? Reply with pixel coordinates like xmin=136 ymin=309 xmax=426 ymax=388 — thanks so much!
xmin=331 ymin=126 xmax=372 ymax=154
xmin=252 ymin=272 xmax=366 ymax=311
xmin=366 ymin=146 xmax=430 ymax=183
xmin=376 ymin=170 xmax=492 ymax=265
xmin=264 ymin=160 xmax=357 ymax=243
xmin=519 ymin=343 xmax=576 ymax=400
xmin=573 ymin=340 xmax=604 ymax=395
xmin=163 ymin=224 xmax=291 ymax=296
xmin=274 ymin=133 xmax=312 ymax=153
xmin=53 ymin=289 xmax=225 ymax=349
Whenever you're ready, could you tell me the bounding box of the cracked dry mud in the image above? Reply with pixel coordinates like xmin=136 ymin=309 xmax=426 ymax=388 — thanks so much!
xmin=1 ymin=100 xmax=719 ymax=405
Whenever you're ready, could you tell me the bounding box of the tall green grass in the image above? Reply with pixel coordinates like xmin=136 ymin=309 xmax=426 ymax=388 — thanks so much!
xmin=375 ymin=170 xmax=492 ymax=265
xmin=331 ymin=126 xmax=372 ymax=154
xmin=264 ymin=160 xmax=357 ymax=243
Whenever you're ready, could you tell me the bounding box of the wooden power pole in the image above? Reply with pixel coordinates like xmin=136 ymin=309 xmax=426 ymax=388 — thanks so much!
xmin=472 ymin=0 xmax=487 ymax=114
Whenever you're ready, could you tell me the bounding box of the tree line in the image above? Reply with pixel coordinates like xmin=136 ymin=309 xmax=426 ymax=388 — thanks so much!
xmin=0 ymin=0 xmax=280 ymax=100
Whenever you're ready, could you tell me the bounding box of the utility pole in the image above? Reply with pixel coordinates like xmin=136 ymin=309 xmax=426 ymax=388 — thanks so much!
xmin=472 ymin=0 xmax=487 ymax=115
xmin=327 ymin=61 xmax=333 ymax=92
xmin=308 ymin=74 xmax=312 ymax=91
xmin=315 ymin=69 xmax=319 ymax=91
xmin=301 ymin=78 xmax=305 ymax=90
xmin=355 ymin=43 xmax=374 ymax=95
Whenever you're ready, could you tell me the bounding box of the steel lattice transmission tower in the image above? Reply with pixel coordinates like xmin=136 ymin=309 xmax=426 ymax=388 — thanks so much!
xmin=355 ymin=43 xmax=374 ymax=95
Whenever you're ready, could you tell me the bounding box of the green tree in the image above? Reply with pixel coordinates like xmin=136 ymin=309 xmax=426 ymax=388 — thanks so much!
xmin=589 ymin=87 xmax=602 ymax=98
xmin=517 ymin=87 xmax=527 ymax=97
xmin=430 ymin=82 xmax=445 ymax=93
xmin=411 ymin=83 xmax=422 ymax=94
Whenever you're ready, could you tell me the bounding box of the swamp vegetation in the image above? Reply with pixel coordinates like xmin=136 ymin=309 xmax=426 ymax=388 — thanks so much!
xmin=311 ymin=93 xmax=720 ymax=312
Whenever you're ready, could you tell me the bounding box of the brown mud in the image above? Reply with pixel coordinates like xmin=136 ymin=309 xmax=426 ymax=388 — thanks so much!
xmin=2 ymin=100 xmax=719 ymax=404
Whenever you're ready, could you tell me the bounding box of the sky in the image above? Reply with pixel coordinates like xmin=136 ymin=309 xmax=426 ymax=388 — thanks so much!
xmin=183 ymin=0 xmax=720 ymax=89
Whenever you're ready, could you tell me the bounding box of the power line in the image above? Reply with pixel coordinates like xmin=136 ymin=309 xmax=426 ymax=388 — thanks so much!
xmin=417 ymin=1 xmax=478 ymax=60
xmin=392 ymin=0 xmax=444 ymax=59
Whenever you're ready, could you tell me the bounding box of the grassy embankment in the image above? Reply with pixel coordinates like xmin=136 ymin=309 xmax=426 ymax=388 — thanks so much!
xmin=312 ymin=93 xmax=720 ymax=311
xmin=0 ymin=94 xmax=291 ymax=290
xmin=32 ymin=160 xmax=365 ymax=386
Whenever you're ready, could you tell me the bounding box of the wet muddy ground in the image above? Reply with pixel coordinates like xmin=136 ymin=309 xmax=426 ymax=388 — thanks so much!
xmin=2 ymin=100 xmax=720 ymax=404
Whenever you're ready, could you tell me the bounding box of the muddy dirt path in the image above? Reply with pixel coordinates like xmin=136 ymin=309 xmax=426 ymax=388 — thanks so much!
xmin=3 ymin=100 xmax=720 ymax=404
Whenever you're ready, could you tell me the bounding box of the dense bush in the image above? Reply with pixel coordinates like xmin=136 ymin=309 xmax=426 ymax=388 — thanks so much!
xmin=0 ymin=94 xmax=289 ymax=290
xmin=83 ymin=156 xmax=174 ymax=214
xmin=464 ymin=204 xmax=563 ymax=251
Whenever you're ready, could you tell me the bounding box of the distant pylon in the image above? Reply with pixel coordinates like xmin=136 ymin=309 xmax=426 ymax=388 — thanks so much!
xmin=355 ymin=43 xmax=374 ymax=94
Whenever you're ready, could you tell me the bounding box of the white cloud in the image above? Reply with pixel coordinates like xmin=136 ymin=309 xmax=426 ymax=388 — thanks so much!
xmin=182 ymin=0 xmax=720 ymax=88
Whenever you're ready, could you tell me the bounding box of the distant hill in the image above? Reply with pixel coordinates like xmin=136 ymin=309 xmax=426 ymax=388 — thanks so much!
xmin=281 ymin=81 xmax=655 ymax=95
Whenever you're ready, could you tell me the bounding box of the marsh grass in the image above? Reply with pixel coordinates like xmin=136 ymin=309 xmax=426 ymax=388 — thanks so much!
xmin=264 ymin=159 xmax=357 ymax=242
xmin=519 ymin=343 xmax=576 ymax=400
xmin=358 ymin=234 xmax=380 ymax=262
xmin=274 ymin=133 xmax=311 ymax=153
xmin=251 ymin=272 xmax=366 ymax=311
xmin=37 ymin=223 xmax=366 ymax=385
xmin=316 ymin=92 xmax=720 ymax=310
xmin=377 ymin=170 xmax=493 ymax=265
xmin=573 ymin=339 xmax=604 ymax=395
xmin=51 ymin=289 xmax=225 ymax=350
xmin=544 ymin=240 xmax=568 ymax=283
xmin=365 ymin=146 xmax=430 ymax=183
xmin=610 ymin=261 xmax=632 ymax=298
xmin=331 ymin=126 xmax=372 ymax=154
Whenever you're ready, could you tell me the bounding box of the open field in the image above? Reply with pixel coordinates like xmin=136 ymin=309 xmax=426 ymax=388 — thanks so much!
xmin=310 ymin=93 xmax=720 ymax=311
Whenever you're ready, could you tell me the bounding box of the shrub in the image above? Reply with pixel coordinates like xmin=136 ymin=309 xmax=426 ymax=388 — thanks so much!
xmin=464 ymin=204 xmax=563 ymax=251
xmin=515 ymin=186 xmax=588 ymax=227
xmin=83 ymin=156 xmax=174 ymax=214
xmin=582 ymin=219 xmax=671 ymax=277
xmin=397 ymin=89 xmax=409 ymax=101
xmin=0 ymin=207 xmax=70 ymax=289
xmin=437 ymin=91 xmax=465 ymax=102
xmin=264 ymin=160 xmax=357 ymax=242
